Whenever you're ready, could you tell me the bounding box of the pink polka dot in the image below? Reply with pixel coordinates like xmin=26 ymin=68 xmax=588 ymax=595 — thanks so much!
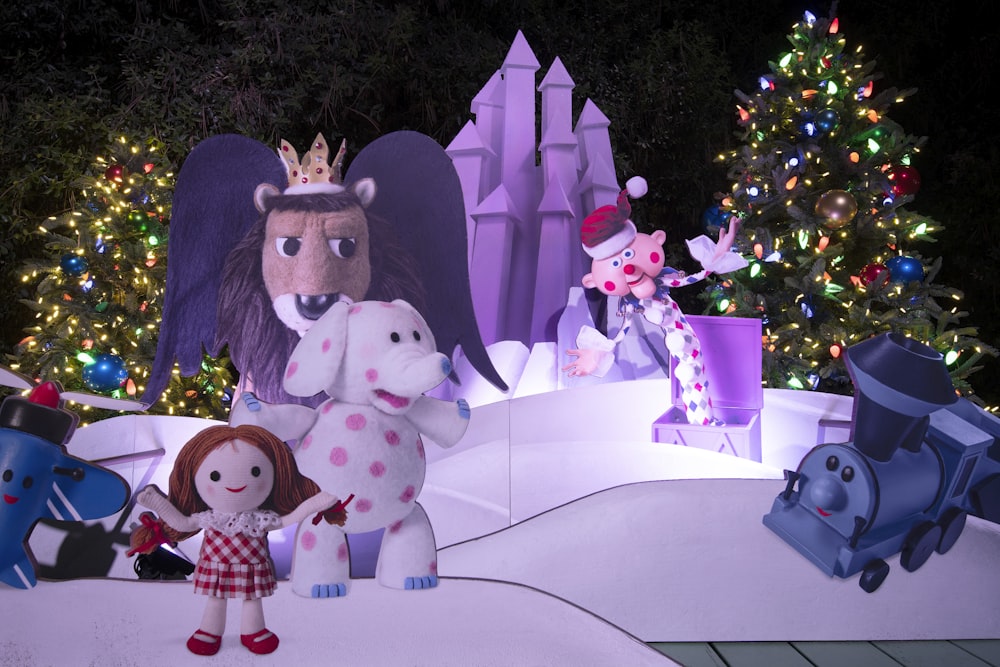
xmin=285 ymin=362 xmax=298 ymax=379
xmin=349 ymin=304 xmax=362 ymax=315
xmin=322 ymin=400 xmax=336 ymax=414
xmin=603 ymin=280 xmax=616 ymax=292
xmin=399 ymin=485 xmax=415 ymax=503
xmin=385 ymin=430 xmax=400 ymax=446
xmin=346 ymin=413 xmax=366 ymax=430
xmin=650 ymin=251 xmax=661 ymax=263
xmin=429 ymin=560 xmax=437 ymax=575
xmin=337 ymin=543 xmax=349 ymax=562
xmin=300 ymin=530 xmax=317 ymax=551
xmin=321 ymin=338 xmax=332 ymax=353
xmin=301 ymin=434 xmax=313 ymax=450
xmin=388 ymin=520 xmax=403 ymax=534
xmin=355 ymin=498 xmax=373 ymax=513
xmin=365 ymin=368 xmax=378 ymax=383
xmin=369 ymin=461 xmax=386 ymax=477
xmin=416 ymin=438 xmax=425 ymax=460
xmin=329 ymin=447 xmax=348 ymax=466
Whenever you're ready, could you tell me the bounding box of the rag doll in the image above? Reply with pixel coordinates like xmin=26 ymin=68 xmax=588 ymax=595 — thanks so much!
xmin=131 ymin=424 xmax=345 ymax=656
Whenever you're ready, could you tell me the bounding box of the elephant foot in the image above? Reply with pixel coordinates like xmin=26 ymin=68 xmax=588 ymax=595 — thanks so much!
xmin=309 ymin=582 xmax=348 ymax=598
xmin=403 ymin=575 xmax=438 ymax=590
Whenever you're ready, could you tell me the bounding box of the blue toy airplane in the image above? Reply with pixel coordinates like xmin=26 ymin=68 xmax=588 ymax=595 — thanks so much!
xmin=0 ymin=381 xmax=130 ymax=589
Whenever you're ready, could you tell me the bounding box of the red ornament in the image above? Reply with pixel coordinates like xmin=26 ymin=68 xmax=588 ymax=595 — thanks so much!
xmin=104 ymin=163 xmax=126 ymax=185
xmin=860 ymin=263 xmax=890 ymax=287
xmin=888 ymin=166 xmax=921 ymax=197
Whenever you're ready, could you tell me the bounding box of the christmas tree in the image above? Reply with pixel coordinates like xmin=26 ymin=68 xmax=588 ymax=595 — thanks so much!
xmin=709 ymin=8 xmax=996 ymax=400
xmin=7 ymin=135 xmax=234 ymax=422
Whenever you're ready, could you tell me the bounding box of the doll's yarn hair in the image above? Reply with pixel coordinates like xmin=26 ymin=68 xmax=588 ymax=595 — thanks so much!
xmin=131 ymin=424 xmax=321 ymax=547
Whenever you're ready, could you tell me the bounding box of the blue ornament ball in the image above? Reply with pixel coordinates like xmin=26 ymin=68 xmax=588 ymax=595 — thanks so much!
xmin=886 ymin=256 xmax=924 ymax=284
xmin=83 ymin=353 xmax=129 ymax=393
xmin=816 ymin=109 xmax=840 ymax=132
xmin=60 ymin=253 xmax=89 ymax=277
xmin=700 ymin=205 xmax=729 ymax=234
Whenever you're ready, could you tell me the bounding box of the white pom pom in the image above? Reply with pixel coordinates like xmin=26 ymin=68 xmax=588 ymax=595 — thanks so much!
xmin=625 ymin=176 xmax=648 ymax=199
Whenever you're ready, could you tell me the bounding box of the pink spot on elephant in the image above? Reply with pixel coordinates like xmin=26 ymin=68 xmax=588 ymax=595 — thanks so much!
xmin=429 ymin=560 xmax=437 ymax=575
xmin=346 ymin=413 xmax=366 ymax=430
xmin=300 ymin=434 xmax=313 ymax=450
xmin=322 ymin=400 xmax=336 ymax=414
xmin=399 ymin=485 xmax=415 ymax=503
xmin=321 ymin=338 xmax=332 ymax=354
xmin=355 ymin=498 xmax=373 ymax=513
xmin=337 ymin=543 xmax=349 ymax=562
xmin=385 ymin=430 xmax=400 ymax=446
xmin=349 ymin=304 xmax=362 ymax=315
xmin=285 ymin=362 xmax=298 ymax=379
xmin=329 ymin=447 xmax=348 ymax=466
xmin=416 ymin=437 xmax=425 ymax=460
xmin=365 ymin=368 xmax=378 ymax=383
xmin=369 ymin=461 xmax=386 ymax=477
xmin=299 ymin=530 xmax=317 ymax=551
xmin=388 ymin=520 xmax=403 ymax=534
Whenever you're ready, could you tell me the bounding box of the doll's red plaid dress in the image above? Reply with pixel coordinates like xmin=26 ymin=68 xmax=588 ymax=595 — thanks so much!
xmin=193 ymin=510 xmax=282 ymax=599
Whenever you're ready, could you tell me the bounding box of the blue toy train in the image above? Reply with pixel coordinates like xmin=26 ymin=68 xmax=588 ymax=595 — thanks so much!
xmin=763 ymin=332 xmax=1000 ymax=593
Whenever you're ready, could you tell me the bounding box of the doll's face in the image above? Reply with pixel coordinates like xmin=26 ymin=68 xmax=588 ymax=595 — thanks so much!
xmin=582 ymin=229 xmax=667 ymax=299
xmin=194 ymin=439 xmax=275 ymax=513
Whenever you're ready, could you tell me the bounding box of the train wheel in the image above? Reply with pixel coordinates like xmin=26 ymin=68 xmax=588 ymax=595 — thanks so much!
xmin=859 ymin=559 xmax=889 ymax=593
xmin=900 ymin=521 xmax=942 ymax=572
xmin=936 ymin=507 xmax=967 ymax=555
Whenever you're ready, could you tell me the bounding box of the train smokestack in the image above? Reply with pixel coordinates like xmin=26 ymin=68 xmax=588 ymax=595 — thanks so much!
xmin=844 ymin=333 xmax=956 ymax=462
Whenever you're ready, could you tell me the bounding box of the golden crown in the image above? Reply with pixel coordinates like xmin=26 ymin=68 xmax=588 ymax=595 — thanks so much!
xmin=279 ymin=133 xmax=347 ymax=194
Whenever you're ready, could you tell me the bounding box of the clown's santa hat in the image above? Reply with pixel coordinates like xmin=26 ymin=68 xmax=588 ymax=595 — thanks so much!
xmin=580 ymin=176 xmax=648 ymax=260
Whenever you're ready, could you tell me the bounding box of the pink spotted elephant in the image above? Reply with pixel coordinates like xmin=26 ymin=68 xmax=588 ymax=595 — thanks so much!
xmin=230 ymin=299 xmax=470 ymax=597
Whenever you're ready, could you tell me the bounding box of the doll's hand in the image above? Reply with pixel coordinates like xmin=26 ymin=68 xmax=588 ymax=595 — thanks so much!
xmin=311 ymin=493 xmax=354 ymax=527
xmin=136 ymin=485 xmax=170 ymax=513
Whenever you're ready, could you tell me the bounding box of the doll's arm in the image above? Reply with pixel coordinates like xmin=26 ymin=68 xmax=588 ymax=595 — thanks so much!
xmin=136 ymin=485 xmax=200 ymax=532
xmin=280 ymin=491 xmax=342 ymax=528
xmin=404 ymin=396 xmax=471 ymax=448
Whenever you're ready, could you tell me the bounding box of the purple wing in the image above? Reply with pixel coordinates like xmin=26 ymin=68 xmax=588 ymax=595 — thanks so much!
xmin=345 ymin=131 xmax=507 ymax=391
xmin=141 ymin=135 xmax=286 ymax=407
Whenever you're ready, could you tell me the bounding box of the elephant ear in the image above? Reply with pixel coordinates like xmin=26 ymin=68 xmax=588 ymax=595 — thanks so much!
xmin=283 ymin=302 xmax=351 ymax=398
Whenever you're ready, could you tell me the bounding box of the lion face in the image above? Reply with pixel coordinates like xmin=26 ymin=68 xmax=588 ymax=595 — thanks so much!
xmin=261 ymin=205 xmax=372 ymax=336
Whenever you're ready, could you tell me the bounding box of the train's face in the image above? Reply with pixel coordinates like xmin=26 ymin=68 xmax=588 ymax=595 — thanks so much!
xmin=798 ymin=443 xmax=876 ymax=539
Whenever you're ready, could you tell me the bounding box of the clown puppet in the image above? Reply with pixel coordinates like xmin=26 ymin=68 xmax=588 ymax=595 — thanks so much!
xmin=563 ymin=177 xmax=747 ymax=426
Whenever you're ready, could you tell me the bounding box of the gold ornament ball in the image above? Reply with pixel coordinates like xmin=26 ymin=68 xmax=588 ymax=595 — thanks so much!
xmin=815 ymin=189 xmax=858 ymax=228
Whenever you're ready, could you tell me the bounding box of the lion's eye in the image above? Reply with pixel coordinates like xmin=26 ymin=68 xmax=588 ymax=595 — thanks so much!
xmin=276 ymin=237 xmax=302 ymax=257
xmin=329 ymin=237 xmax=356 ymax=258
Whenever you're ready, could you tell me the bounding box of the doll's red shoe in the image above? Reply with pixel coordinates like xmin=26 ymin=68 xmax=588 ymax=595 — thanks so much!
xmin=186 ymin=629 xmax=222 ymax=656
xmin=241 ymin=628 xmax=279 ymax=654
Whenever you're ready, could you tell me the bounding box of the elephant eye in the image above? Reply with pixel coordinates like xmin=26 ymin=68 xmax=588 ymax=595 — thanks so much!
xmin=2 ymin=469 xmax=11 ymax=482
xmin=210 ymin=470 xmax=221 ymax=482
xmin=276 ymin=236 xmax=302 ymax=257
xmin=413 ymin=330 xmax=421 ymax=341
xmin=328 ymin=237 xmax=356 ymax=258
xmin=391 ymin=332 xmax=401 ymax=343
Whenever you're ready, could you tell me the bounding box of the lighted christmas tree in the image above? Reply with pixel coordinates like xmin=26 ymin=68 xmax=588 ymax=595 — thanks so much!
xmin=710 ymin=8 xmax=996 ymax=399
xmin=8 ymin=135 xmax=234 ymax=421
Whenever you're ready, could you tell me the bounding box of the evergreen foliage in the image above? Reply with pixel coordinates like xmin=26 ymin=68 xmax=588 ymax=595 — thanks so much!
xmin=711 ymin=8 xmax=996 ymax=399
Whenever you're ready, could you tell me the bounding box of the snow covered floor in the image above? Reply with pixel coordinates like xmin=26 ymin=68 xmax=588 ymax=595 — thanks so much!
xmin=6 ymin=381 xmax=999 ymax=664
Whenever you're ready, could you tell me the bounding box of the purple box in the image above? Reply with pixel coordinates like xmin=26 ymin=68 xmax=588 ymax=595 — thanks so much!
xmin=651 ymin=315 xmax=763 ymax=461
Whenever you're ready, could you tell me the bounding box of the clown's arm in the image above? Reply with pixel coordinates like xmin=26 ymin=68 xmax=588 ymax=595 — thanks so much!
xmin=563 ymin=313 xmax=634 ymax=378
xmin=404 ymin=396 xmax=471 ymax=448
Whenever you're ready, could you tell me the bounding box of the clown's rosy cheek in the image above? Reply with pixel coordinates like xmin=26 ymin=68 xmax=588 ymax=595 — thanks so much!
xmin=603 ymin=280 xmax=617 ymax=292
xmin=650 ymin=252 xmax=661 ymax=264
